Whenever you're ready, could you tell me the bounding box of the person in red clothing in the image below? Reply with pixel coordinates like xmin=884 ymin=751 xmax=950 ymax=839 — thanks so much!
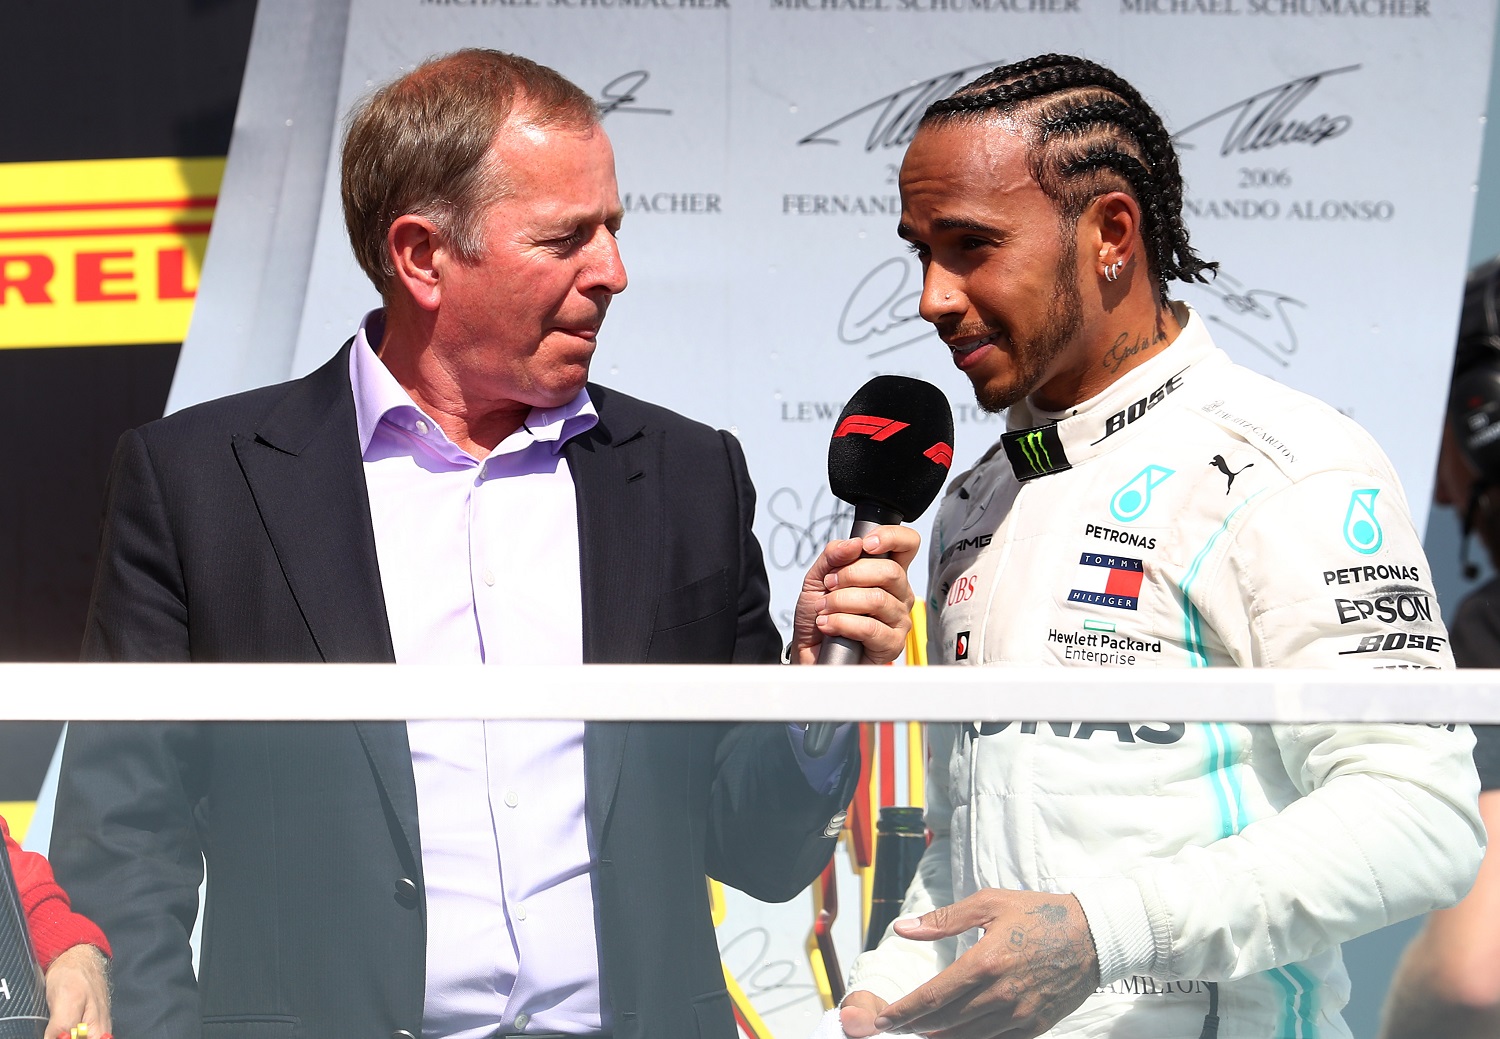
xmin=2 ymin=816 xmax=111 ymax=1039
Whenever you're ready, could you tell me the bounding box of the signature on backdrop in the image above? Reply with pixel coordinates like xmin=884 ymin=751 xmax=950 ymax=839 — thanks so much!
xmin=1173 ymin=65 xmax=1358 ymax=157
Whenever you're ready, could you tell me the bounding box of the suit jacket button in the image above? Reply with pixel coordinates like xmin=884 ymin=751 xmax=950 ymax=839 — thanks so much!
xmin=394 ymin=877 xmax=418 ymax=907
xmin=393 ymin=1031 xmax=417 ymax=1039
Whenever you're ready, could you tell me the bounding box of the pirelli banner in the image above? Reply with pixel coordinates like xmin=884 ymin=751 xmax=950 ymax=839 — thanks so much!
xmin=174 ymin=0 xmax=1495 ymax=1035
xmin=0 ymin=158 xmax=220 ymax=350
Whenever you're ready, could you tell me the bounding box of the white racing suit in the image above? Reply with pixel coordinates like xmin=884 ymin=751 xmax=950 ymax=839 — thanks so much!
xmin=846 ymin=305 xmax=1484 ymax=1038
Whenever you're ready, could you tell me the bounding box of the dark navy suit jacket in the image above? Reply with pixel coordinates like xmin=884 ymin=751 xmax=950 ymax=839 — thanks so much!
xmin=52 ymin=344 xmax=857 ymax=1039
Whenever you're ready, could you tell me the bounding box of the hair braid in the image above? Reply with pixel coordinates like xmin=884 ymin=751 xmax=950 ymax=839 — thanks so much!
xmin=921 ymin=54 xmax=1216 ymax=301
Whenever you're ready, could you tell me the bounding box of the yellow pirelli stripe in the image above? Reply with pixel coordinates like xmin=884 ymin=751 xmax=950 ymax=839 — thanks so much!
xmin=0 ymin=156 xmax=224 ymax=349
xmin=0 ymin=801 xmax=37 ymax=843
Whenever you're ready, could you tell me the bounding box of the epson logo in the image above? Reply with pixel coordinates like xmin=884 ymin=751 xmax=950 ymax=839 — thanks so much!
xmin=1335 ymin=593 xmax=1432 ymax=626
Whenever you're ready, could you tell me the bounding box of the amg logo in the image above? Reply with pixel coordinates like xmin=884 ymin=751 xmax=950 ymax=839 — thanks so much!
xmin=939 ymin=533 xmax=993 ymax=566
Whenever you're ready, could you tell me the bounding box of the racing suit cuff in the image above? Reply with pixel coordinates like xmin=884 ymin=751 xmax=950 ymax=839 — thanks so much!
xmin=846 ymin=913 xmax=944 ymax=1009
xmin=1069 ymin=877 xmax=1158 ymax=986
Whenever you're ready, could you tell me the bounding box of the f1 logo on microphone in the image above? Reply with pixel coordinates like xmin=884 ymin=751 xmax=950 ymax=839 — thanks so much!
xmin=925 ymin=442 xmax=954 ymax=468
xmin=955 ymin=631 xmax=970 ymax=660
xmin=833 ymin=415 xmax=909 ymax=441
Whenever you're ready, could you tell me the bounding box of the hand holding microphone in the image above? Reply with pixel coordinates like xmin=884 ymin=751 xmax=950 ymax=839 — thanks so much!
xmin=797 ymin=376 xmax=954 ymax=755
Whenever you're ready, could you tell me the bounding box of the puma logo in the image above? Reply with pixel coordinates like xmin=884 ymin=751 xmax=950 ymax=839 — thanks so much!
xmin=1210 ymin=454 xmax=1253 ymax=494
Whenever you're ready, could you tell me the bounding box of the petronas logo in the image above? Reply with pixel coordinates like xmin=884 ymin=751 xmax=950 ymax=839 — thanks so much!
xmin=1110 ymin=465 xmax=1174 ymax=523
xmin=1343 ymin=489 xmax=1383 ymax=555
xmin=1019 ymin=429 xmax=1050 ymax=472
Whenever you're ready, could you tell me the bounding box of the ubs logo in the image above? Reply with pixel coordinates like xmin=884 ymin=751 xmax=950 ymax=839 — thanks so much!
xmin=947 ymin=576 xmax=977 ymax=606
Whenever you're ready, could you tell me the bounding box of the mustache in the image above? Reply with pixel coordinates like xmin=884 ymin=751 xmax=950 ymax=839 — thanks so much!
xmin=940 ymin=320 xmax=1004 ymax=343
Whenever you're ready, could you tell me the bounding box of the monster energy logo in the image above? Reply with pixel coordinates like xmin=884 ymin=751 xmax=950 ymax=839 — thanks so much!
xmin=1020 ymin=430 xmax=1049 ymax=470
xmin=1002 ymin=424 xmax=1071 ymax=481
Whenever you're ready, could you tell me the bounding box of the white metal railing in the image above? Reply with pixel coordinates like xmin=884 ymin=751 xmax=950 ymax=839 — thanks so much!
xmin=5 ymin=664 xmax=1500 ymax=722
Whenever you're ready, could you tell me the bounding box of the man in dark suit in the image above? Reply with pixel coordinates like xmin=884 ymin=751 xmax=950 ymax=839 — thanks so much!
xmin=51 ymin=49 xmax=917 ymax=1039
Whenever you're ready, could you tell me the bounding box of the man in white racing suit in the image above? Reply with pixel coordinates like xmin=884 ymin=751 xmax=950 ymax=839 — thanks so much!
xmin=836 ymin=54 xmax=1484 ymax=1039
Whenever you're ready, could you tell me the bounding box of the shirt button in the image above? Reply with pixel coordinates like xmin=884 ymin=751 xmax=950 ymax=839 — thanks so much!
xmin=504 ymin=790 xmax=519 ymax=808
xmin=514 ymin=903 xmax=528 ymax=921
xmin=414 ymin=420 xmax=428 ymax=435
xmin=513 ymin=1013 xmax=530 ymax=1030
xmin=394 ymin=877 xmax=418 ymax=907
xmin=483 ymin=570 xmax=496 ymax=587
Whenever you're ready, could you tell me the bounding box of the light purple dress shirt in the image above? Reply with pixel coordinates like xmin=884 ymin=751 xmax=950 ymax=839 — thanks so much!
xmin=352 ymin=311 xmax=604 ymax=1037
xmin=348 ymin=310 xmax=852 ymax=1039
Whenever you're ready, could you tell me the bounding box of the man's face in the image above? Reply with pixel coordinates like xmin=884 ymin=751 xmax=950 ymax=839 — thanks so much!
xmin=898 ymin=121 xmax=1089 ymax=413
xmin=436 ymin=120 xmax=627 ymax=411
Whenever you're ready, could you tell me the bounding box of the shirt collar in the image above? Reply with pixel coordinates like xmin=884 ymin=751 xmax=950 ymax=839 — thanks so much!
xmin=1001 ymin=302 xmax=1225 ymax=478
xmin=348 ymin=308 xmax=599 ymax=460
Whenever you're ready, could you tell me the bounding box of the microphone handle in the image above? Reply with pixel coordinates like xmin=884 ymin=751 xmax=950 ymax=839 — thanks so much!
xmin=805 ymin=502 xmax=903 ymax=756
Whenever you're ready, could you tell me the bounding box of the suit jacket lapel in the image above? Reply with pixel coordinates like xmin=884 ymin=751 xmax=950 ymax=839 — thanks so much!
xmin=232 ymin=344 xmax=419 ymax=870
xmin=354 ymin=720 xmax=422 ymax=876
xmin=567 ymin=385 xmax=662 ymax=837
xmin=232 ymin=344 xmax=395 ymax=663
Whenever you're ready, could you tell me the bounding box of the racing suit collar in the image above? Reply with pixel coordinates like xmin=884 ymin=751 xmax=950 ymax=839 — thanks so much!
xmin=1002 ymin=302 xmax=1223 ymax=480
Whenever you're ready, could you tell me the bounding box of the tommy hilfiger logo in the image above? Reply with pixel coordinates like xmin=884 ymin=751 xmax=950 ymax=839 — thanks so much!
xmin=1068 ymin=553 xmax=1144 ymax=611
xmin=1002 ymin=424 xmax=1071 ymax=481
xmin=955 ymin=631 xmax=970 ymax=660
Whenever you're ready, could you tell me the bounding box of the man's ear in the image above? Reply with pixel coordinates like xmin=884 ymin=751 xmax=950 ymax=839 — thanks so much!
xmin=1088 ymin=191 xmax=1141 ymax=274
xmin=388 ymin=215 xmax=444 ymax=311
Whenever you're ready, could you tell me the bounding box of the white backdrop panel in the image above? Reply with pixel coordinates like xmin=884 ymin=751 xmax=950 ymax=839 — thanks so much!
xmin=270 ymin=3 xmax=1499 ymax=639
xmin=172 ymin=2 xmax=1498 ymax=1035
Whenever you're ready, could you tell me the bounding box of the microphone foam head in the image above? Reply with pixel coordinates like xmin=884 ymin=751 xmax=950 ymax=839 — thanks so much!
xmin=828 ymin=376 xmax=955 ymax=521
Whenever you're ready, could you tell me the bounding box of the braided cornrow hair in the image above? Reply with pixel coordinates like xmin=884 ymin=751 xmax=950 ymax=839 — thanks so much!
xmin=922 ymin=54 xmax=1216 ymax=302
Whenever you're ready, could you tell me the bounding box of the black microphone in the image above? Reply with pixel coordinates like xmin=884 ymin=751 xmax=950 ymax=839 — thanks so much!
xmin=805 ymin=375 xmax=955 ymax=756
xmin=1463 ymin=482 xmax=1487 ymax=580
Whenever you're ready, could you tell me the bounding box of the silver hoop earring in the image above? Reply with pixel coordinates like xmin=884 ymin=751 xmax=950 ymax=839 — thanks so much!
xmin=1103 ymin=260 xmax=1124 ymax=283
